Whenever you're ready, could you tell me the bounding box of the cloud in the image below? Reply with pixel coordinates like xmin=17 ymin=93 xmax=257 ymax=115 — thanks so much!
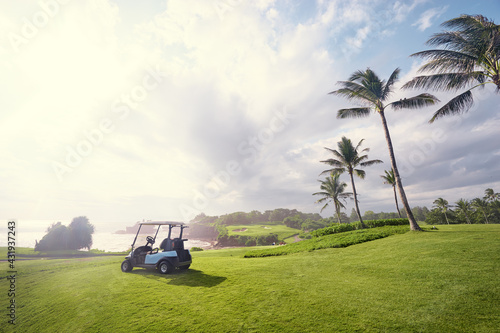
xmin=412 ymin=6 xmax=448 ymax=31
xmin=0 ymin=0 xmax=499 ymax=232
xmin=393 ymin=0 xmax=428 ymax=23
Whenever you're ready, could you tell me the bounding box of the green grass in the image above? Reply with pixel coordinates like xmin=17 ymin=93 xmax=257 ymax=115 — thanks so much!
xmin=226 ymin=223 xmax=299 ymax=240
xmin=244 ymin=225 xmax=410 ymax=257
xmin=1 ymin=224 xmax=499 ymax=332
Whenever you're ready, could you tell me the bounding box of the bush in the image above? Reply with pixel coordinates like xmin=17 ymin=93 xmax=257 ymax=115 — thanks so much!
xmin=310 ymin=218 xmax=409 ymax=237
xmin=190 ymin=247 xmax=203 ymax=252
xmin=35 ymin=217 xmax=95 ymax=251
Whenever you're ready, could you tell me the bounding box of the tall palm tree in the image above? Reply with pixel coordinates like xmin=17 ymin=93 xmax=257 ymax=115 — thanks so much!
xmin=433 ymin=198 xmax=451 ymax=224
xmin=330 ymin=68 xmax=438 ymax=231
xmin=403 ymin=14 xmax=500 ymax=123
xmin=381 ymin=169 xmax=401 ymax=218
xmin=313 ymin=172 xmax=353 ymax=224
xmin=484 ymin=188 xmax=499 ymax=203
xmin=320 ymin=136 xmax=382 ymax=228
xmin=472 ymin=198 xmax=490 ymax=224
xmin=455 ymin=198 xmax=472 ymax=224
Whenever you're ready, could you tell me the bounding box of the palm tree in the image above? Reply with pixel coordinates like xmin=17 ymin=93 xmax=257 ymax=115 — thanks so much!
xmin=433 ymin=197 xmax=451 ymax=224
xmin=403 ymin=14 xmax=500 ymax=123
xmin=330 ymin=68 xmax=438 ymax=231
xmin=455 ymin=198 xmax=472 ymax=224
xmin=320 ymin=136 xmax=382 ymax=228
xmin=472 ymin=198 xmax=490 ymax=224
xmin=381 ymin=169 xmax=401 ymax=218
xmin=484 ymin=188 xmax=499 ymax=203
xmin=313 ymin=172 xmax=353 ymax=224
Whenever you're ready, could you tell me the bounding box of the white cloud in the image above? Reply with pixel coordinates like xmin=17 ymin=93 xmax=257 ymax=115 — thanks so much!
xmin=393 ymin=0 xmax=428 ymax=23
xmin=412 ymin=6 xmax=448 ymax=31
xmin=0 ymin=0 xmax=499 ymax=233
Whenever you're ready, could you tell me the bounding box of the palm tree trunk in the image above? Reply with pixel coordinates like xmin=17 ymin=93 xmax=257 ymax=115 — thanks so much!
xmin=482 ymin=210 xmax=489 ymax=224
xmin=349 ymin=172 xmax=366 ymax=228
xmin=464 ymin=212 xmax=471 ymax=224
xmin=444 ymin=212 xmax=449 ymax=224
xmin=334 ymin=202 xmax=342 ymax=224
xmin=392 ymin=185 xmax=401 ymax=218
xmin=379 ymin=111 xmax=422 ymax=231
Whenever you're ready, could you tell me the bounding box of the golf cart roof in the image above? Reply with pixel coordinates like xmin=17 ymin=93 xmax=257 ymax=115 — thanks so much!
xmin=139 ymin=221 xmax=186 ymax=226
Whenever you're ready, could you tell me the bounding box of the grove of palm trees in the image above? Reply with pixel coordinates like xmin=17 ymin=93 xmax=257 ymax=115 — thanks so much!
xmin=425 ymin=189 xmax=500 ymax=224
xmin=314 ymin=14 xmax=499 ymax=228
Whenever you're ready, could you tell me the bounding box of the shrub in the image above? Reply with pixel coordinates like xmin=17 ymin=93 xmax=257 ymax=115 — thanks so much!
xmin=310 ymin=218 xmax=409 ymax=237
xmin=190 ymin=247 xmax=204 ymax=252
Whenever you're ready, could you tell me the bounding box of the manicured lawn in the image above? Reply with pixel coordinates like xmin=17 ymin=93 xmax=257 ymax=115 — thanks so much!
xmin=1 ymin=224 xmax=499 ymax=332
xmin=244 ymin=225 xmax=410 ymax=257
xmin=226 ymin=223 xmax=299 ymax=240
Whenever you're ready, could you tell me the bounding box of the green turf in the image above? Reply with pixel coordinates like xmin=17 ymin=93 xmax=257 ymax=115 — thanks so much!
xmin=244 ymin=225 xmax=410 ymax=257
xmin=1 ymin=224 xmax=498 ymax=332
xmin=226 ymin=223 xmax=299 ymax=240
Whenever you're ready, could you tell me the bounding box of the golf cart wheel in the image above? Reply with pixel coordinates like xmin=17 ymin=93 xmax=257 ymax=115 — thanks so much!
xmin=158 ymin=261 xmax=173 ymax=274
xmin=179 ymin=264 xmax=190 ymax=270
xmin=121 ymin=260 xmax=133 ymax=272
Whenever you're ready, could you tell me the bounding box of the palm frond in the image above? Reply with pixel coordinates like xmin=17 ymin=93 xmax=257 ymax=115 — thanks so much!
xmin=319 ymin=167 xmax=344 ymax=176
xmin=402 ymin=72 xmax=483 ymax=91
xmin=441 ymin=15 xmax=494 ymax=34
xmin=354 ymin=169 xmax=366 ymax=179
xmin=381 ymin=68 xmax=400 ymax=101
xmin=337 ymin=107 xmax=371 ymax=119
xmin=411 ymin=50 xmax=477 ymax=72
xmin=360 ymin=159 xmax=383 ymax=167
xmin=330 ymin=81 xmax=379 ymax=104
xmin=338 ymin=192 xmax=353 ymax=199
xmin=381 ymin=169 xmax=396 ymax=185
xmin=418 ymin=57 xmax=477 ymax=75
xmin=390 ymin=93 xmax=440 ymax=110
xmin=353 ymin=138 xmax=365 ymax=152
xmin=323 ymin=147 xmax=345 ymax=161
xmin=348 ymin=69 xmax=368 ymax=82
xmin=429 ymin=90 xmax=474 ymax=123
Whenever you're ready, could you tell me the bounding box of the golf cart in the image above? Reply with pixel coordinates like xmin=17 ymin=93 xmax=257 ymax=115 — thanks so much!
xmin=121 ymin=221 xmax=192 ymax=274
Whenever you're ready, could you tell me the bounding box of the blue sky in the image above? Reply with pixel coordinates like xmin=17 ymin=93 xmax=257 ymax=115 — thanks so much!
xmin=0 ymin=0 xmax=499 ymax=232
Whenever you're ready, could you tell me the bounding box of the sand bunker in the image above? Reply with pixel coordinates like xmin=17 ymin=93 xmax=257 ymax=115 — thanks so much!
xmin=232 ymin=228 xmax=248 ymax=232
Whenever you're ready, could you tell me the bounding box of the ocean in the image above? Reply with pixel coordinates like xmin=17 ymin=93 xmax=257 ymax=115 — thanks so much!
xmin=1 ymin=220 xmax=211 ymax=252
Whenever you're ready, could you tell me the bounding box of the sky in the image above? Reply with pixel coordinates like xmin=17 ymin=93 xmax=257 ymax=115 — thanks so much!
xmin=1 ymin=0 xmax=499 ymax=232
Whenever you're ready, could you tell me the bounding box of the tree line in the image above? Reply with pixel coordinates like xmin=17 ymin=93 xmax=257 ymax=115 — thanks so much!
xmin=191 ymin=209 xmax=322 ymax=227
xmin=427 ymin=189 xmax=500 ymax=225
xmin=313 ymin=15 xmax=499 ymax=230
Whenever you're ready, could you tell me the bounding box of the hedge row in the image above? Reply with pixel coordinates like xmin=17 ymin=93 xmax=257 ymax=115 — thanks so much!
xmin=310 ymin=218 xmax=409 ymax=237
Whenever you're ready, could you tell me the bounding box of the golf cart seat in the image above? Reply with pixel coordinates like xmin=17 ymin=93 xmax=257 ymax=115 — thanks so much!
xmin=172 ymin=238 xmax=184 ymax=250
xmin=133 ymin=245 xmax=152 ymax=256
xmin=160 ymin=238 xmax=172 ymax=251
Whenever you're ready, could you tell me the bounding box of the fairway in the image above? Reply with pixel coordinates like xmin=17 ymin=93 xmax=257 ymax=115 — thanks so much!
xmin=1 ymin=225 xmax=499 ymax=332
xmin=226 ymin=223 xmax=299 ymax=239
